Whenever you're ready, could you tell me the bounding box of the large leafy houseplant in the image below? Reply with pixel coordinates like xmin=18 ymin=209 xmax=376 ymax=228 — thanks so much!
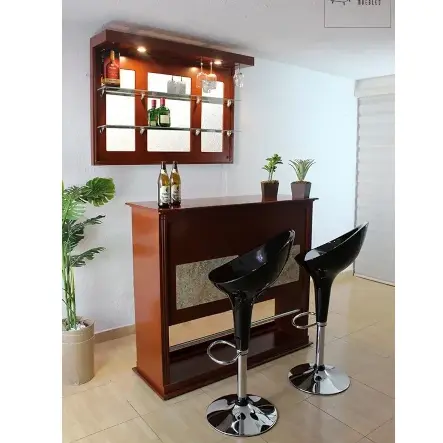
xmin=261 ymin=154 xmax=283 ymax=200
xmin=62 ymin=178 xmax=115 ymax=331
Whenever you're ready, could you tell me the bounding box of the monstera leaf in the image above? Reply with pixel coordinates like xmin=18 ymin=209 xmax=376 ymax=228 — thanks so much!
xmin=79 ymin=178 xmax=116 ymax=207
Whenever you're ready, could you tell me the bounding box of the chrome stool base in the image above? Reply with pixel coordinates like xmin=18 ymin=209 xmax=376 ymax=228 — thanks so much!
xmin=288 ymin=363 xmax=350 ymax=395
xmin=206 ymin=394 xmax=278 ymax=437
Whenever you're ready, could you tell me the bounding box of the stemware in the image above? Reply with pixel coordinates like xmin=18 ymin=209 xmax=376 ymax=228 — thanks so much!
xmin=167 ymin=75 xmax=177 ymax=94
xmin=233 ymin=65 xmax=244 ymax=88
xmin=202 ymin=80 xmax=212 ymax=93
xmin=206 ymin=61 xmax=217 ymax=91
xmin=177 ymin=76 xmax=186 ymax=95
xmin=196 ymin=61 xmax=207 ymax=89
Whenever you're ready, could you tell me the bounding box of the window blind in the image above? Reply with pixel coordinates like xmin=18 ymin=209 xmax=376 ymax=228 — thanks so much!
xmin=354 ymin=93 xmax=395 ymax=285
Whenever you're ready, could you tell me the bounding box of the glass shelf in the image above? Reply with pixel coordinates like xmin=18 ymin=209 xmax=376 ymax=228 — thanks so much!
xmin=98 ymin=86 xmax=237 ymax=106
xmin=97 ymin=124 xmax=236 ymax=136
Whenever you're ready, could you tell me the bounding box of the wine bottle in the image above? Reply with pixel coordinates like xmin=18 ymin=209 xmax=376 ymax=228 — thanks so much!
xmin=157 ymin=162 xmax=170 ymax=208
xmin=158 ymin=98 xmax=171 ymax=127
xmin=170 ymin=161 xmax=181 ymax=206
xmin=103 ymin=49 xmax=120 ymax=87
xmin=148 ymin=100 xmax=158 ymax=127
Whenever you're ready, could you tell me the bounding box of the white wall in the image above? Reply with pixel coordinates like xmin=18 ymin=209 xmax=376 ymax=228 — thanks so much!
xmin=63 ymin=22 xmax=356 ymax=331
xmin=225 ymin=58 xmax=357 ymax=247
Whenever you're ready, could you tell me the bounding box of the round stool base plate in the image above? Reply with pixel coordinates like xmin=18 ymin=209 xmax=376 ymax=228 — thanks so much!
xmin=206 ymin=394 xmax=278 ymax=437
xmin=288 ymin=363 xmax=350 ymax=395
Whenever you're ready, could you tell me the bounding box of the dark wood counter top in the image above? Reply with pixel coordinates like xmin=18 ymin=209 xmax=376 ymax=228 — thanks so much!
xmin=126 ymin=195 xmax=317 ymax=211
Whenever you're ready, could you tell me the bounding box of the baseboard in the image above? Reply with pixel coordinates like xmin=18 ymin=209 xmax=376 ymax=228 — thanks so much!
xmin=336 ymin=267 xmax=354 ymax=281
xmin=95 ymin=324 xmax=135 ymax=343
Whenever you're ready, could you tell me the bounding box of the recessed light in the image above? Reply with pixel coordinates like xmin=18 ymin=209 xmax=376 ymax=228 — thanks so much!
xmin=214 ymin=60 xmax=222 ymax=65
xmin=137 ymin=46 xmax=147 ymax=53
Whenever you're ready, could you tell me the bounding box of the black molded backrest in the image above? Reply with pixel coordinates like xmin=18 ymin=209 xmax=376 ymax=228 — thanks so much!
xmin=209 ymin=230 xmax=295 ymax=296
xmin=299 ymin=223 xmax=368 ymax=277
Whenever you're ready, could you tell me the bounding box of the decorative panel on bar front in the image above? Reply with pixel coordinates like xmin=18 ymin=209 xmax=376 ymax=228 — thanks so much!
xmin=175 ymin=245 xmax=301 ymax=310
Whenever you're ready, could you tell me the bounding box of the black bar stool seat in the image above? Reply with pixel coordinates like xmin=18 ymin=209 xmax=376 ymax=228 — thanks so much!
xmin=288 ymin=223 xmax=368 ymax=395
xmin=206 ymin=230 xmax=295 ymax=437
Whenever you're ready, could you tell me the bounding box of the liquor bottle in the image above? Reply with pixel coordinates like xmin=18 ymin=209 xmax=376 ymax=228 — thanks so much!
xmin=103 ymin=49 xmax=120 ymax=87
xmin=148 ymin=100 xmax=158 ymax=127
xmin=157 ymin=161 xmax=170 ymax=208
xmin=158 ymin=98 xmax=171 ymax=127
xmin=170 ymin=161 xmax=181 ymax=206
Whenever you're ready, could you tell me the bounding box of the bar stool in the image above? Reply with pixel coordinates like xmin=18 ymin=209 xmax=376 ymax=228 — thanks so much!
xmin=206 ymin=230 xmax=295 ymax=437
xmin=288 ymin=223 xmax=368 ymax=395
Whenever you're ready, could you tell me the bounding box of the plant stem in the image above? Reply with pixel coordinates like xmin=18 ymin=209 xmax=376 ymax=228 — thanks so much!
xmin=62 ymin=244 xmax=77 ymax=330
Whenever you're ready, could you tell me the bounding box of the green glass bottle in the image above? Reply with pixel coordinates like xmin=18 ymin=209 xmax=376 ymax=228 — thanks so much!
xmin=148 ymin=100 xmax=158 ymax=127
xmin=158 ymin=98 xmax=171 ymax=128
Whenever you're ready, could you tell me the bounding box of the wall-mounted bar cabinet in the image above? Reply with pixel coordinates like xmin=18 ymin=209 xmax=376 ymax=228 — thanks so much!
xmin=90 ymin=29 xmax=254 ymax=165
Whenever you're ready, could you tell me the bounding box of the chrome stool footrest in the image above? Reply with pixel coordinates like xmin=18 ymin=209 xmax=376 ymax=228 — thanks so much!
xmin=291 ymin=311 xmax=317 ymax=329
xmin=207 ymin=340 xmax=239 ymax=366
xmin=206 ymin=394 xmax=278 ymax=437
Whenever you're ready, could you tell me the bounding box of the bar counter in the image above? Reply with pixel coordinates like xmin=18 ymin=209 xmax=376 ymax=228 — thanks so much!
xmin=126 ymin=195 xmax=317 ymax=399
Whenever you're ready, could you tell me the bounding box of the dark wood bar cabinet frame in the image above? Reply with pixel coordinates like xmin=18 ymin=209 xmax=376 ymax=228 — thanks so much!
xmin=127 ymin=196 xmax=317 ymax=400
xmin=90 ymin=30 xmax=254 ymax=165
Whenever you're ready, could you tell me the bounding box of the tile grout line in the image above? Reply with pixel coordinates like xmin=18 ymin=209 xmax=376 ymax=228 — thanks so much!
xmin=127 ymin=401 xmax=164 ymax=442
xmin=336 ymin=319 xmax=382 ymax=339
xmin=348 ymin=375 xmax=395 ymax=399
xmin=62 ymin=379 xmax=113 ymax=398
xmin=362 ymin=416 xmax=394 ymax=439
xmin=69 ymin=415 xmax=140 ymax=442
xmin=303 ymin=398 xmax=366 ymax=439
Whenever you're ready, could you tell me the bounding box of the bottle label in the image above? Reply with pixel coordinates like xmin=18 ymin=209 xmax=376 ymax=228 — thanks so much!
xmin=171 ymin=185 xmax=180 ymax=202
xmin=106 ymin=64 xmax=119 ymax=80
xmin=159 ymin=114 xmax=170 ymax=125
xmin=149 ymin=118 xmax=157 ymax=127
xmin=159 ymin=186 xmax=170 ymax=204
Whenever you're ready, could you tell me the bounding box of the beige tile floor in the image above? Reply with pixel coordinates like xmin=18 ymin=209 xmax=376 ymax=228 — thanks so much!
xmin=63 ymin=275 xmax=395 ymax=443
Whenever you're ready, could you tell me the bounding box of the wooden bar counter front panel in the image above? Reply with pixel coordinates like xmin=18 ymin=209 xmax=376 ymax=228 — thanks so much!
xmin=127 ymin=195 xmax=317 ymax=399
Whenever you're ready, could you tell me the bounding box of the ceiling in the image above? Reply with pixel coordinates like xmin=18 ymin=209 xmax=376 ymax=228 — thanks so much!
xmin=62 ymin=0 xmax=395 ymax=80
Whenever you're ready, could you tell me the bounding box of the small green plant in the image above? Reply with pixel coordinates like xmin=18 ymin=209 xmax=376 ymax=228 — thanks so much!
xmin=262 ymin=154 xmax=283 ymax=182
xmin=62 ymin=178 xmax=116 ymax=331
xmin=289 ymin=159 xmax=315 ymax=182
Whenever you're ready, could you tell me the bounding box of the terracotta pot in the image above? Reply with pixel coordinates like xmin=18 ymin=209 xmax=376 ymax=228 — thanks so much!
xmin=261 ymin=181 xmax=279 ymax=200
xmin=62 ymin=318 xmax=95 ymax=385
xmin=291 ymin=181 xmax=311 ymax=199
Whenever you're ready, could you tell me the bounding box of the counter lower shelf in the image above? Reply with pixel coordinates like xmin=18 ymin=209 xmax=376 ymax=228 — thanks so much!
xmin=134 ymin=322 xmax=311 ymax=400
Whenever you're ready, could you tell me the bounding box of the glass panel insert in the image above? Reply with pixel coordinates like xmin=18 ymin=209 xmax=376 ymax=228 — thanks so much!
xmin=106 ymin=69 xmax=135 ymax=151
xmin=201 ymin=81 xmax=224 ymax=152
xmin=147 ymin=73 xmax=191 ymax=152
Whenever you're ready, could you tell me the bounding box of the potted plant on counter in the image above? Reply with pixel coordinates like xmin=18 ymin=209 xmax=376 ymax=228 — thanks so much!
xmin=261 ymin=154 xmax=283 ymax=200
xmin=289 ymin=159 xmax=315 ymax=199
xmin=62 ymin=177 xmax=115 ymax=385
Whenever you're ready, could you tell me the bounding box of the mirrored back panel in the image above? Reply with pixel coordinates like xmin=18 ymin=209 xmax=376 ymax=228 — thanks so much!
xmin=147 ymin=73 xmax=191 ymax=152
xmin=105 ymin=69 xmax=136 ymax=151
xmin=201 ymin=81 xmax=224 ymax=153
